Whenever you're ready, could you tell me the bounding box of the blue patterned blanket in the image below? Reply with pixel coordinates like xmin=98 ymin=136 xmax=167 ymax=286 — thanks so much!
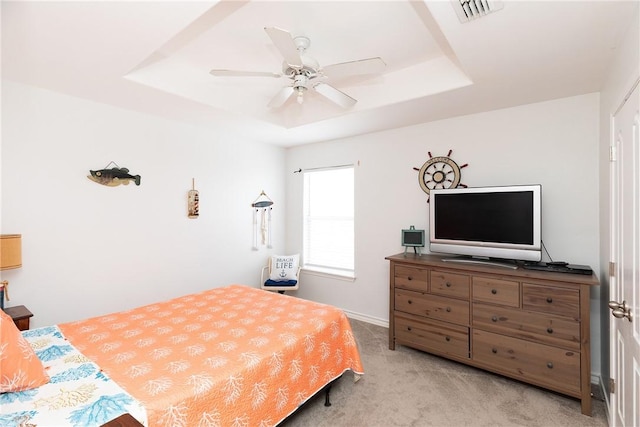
xmin=0 ymin=326 xmax=146 ymax=427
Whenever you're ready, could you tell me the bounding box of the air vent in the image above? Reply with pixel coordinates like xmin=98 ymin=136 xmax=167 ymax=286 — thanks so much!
xmin=452 ymin=0 xmax=504 ymax=23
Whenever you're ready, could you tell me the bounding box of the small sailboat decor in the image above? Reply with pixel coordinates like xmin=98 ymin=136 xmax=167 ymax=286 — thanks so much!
xmin=88 ymin=161 xmax=141 ymax=187
xmin=252 ymin=191 xmax=273 ymax=250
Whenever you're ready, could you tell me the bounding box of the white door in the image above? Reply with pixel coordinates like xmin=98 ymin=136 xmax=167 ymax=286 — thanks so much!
xmin=610 ymin=79 xmax=640 ymax=427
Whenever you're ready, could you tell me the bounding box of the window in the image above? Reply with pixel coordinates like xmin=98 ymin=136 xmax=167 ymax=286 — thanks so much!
xmin=302 ymin=166 xmax=354 ymax=278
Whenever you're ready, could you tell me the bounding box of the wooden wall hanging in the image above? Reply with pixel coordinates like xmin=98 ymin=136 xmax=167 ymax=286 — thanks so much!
xmin=413 ymin=149 xmax=468 ymax=201
xmin=188 ymin=178 xmax=199 ymax=219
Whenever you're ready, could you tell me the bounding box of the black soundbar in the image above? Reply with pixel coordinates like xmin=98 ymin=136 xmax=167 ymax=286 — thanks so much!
xmin=522 ymin=262 xmax=593 ymax=275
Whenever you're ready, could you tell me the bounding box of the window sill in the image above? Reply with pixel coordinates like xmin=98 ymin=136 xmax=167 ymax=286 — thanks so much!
xmin=301 ymin=266 xmax=356 ymax=282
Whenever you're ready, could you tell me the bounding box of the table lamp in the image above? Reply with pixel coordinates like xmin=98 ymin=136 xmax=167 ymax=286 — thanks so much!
xmin=0 ymin=234 xmax=22 ymax=310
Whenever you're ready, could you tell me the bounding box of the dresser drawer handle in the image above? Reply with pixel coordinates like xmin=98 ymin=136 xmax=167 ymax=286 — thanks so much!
xmin=446 ymin=282 xmax=452 ymax=288
xmin=491 ymin=316 xmax=498 ymax=322
xmin=408 ymin=299 xmax=413 ymax=304
xmin=407 ymin=326 xmax=412 ymax=331
xmin=547 ymin=327 xmax=554 ymax=334
xmin=547 ymin=362 xmax=554 ymax=369
xmin=445 ymin=336 xmax=451 ymax=342
xmin=408 ymin=276 xmax=413 ymax=281
xmin=491 ymin=289 xmax=497 ymax=295
xmin=446 ymin=307 xmax=451 ymax=313
xmin=491 ymin=348 xmax=498 ymax=354
xmin=546 ymin=297 xmax=553 ymax=304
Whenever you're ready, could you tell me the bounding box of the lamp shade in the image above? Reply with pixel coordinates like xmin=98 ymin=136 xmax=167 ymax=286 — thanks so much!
xmin=0 ymin=234 xmax=22 ymax=270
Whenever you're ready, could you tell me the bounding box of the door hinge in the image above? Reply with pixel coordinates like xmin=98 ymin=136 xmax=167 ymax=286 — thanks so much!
xmin=609 ymin=378 xmax=615 ymax=393
xmin=609 ymin=262 xmax=616 ymax=277
xmin=610 ymin=146 xmax=617 ymax=162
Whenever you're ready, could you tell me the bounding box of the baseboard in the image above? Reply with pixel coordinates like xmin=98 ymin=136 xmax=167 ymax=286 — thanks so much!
xmin=593 ymin=374 xmax=611 ymax=422
xmin=590 ymin=374 xmax=605 ymax=401
xmin=344 ymin=310 xmax=389 ymax=328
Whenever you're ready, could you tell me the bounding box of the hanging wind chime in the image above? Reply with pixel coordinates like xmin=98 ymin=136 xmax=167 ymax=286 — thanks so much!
xmin=252 ymin=191 xmax=273 ymax=250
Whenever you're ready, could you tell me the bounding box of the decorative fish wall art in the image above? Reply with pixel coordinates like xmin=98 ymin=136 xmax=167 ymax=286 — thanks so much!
xmin=88 ymin=162 xmax=141 ymax=187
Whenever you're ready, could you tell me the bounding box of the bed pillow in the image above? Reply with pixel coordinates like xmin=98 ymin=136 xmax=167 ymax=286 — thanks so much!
xmin=269 ymin=254 xmax=300 ymax=281
xmin=0 ymin=309 xmax=50 ymax=392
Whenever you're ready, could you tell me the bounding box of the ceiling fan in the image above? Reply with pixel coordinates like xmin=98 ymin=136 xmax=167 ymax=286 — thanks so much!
xmin=209 ymin=27 xmax=386 ymax=108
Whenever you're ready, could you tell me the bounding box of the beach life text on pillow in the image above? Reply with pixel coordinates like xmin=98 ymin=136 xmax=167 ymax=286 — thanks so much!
xmin=270 ymin=254 xmax=299 ymax=282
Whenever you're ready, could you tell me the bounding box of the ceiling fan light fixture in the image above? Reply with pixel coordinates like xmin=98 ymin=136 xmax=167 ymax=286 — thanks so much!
xmin=296 ymin=89 xmax=305 ymax=104
xmin=214 ymin=27 xmax=385 ymax=109
xmin=293 ymin=74 xmax=309 ymax=104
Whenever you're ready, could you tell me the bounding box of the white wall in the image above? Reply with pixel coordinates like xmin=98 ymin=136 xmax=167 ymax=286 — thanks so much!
xmin=286 ymin=93 xmax=602 ymax=372
xmin=0 ymin=81 xmax=286 ymax=328
xmin=0 ymin=81 xmax=606 ymax=377
xmin=597 ymin=3 xmax=639 ymax=395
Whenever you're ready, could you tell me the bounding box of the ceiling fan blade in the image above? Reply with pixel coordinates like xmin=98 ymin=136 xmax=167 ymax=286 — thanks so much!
xmin=264 ymin=27 xmax=303 ymax=68
xmin=268 ymin=86 xmax=295 ymax=108
xmin=313 ymin=83 xmax=357 ymax=108
xmin=321 ymin=57 xmax=386 ymax=79
xmin=210 ymin=69 xmax=281 ymax=78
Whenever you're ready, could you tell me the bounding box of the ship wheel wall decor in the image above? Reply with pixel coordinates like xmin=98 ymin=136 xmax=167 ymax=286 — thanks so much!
xmin=413 ymin=150 xmax=468 ymax=201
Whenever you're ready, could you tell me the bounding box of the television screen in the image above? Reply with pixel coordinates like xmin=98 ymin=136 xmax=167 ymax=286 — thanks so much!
xmin=434 ymin=191 xmax=534 ymax=244
xmin=429 ymin=185 xmax=541 ymax=262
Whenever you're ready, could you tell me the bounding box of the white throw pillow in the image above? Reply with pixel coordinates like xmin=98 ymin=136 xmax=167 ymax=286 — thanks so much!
xmin=269 ymin=254 xmax=300 ymax=281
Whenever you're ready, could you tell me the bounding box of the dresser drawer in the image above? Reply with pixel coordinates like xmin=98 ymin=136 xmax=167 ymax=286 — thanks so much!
xmin=394 ymin=265 xmax=428 ymax=292
xmin=522 ymin=283 xmax=579 ymax=319
xmin=473 ymin=276 xmax=520 ymax=307
xmin=430 ymin=270 xmax=470 ymax=299
xmin=395 ymin=289 xmax=469 ymax=326
xmin=395 ymin=313 xmax=469 ymax=359
xmin=473 ymin=303 xmax=580 ymax=351
xmin=472 ymin=330 xmax=580 ymax=395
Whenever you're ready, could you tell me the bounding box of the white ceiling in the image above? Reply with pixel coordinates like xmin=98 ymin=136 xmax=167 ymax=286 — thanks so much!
xmin=2 ymin=1 xmax=637 ymax=147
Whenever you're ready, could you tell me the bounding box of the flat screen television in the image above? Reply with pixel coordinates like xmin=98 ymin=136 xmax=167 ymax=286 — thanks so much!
xmin=429 ymin=185 xmax=542 ymax=263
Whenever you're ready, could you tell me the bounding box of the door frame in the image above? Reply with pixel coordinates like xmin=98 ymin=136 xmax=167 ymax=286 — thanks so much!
xmin=608 ymin=76 xmax=639 ymax=427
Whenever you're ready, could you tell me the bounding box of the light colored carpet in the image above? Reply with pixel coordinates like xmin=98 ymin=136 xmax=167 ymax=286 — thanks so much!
xmin=282 ymin=319 xmax=608 ymax=427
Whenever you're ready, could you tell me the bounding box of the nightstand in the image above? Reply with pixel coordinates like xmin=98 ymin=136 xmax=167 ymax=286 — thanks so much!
xmin=4 ymin=305 xmax=33 ymax=331
xmin=101 ymin=413 xmax=144 ymax=427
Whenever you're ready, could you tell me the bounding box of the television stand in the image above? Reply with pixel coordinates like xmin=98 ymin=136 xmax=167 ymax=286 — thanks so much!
xmin=386 ymin=253 xmax=599 ymax=416
xmin=441 ymin=256 xmax=518 ymax=270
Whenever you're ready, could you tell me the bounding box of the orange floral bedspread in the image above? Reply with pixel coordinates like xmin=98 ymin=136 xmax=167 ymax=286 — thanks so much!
xmin=59 ymin=285 xmax=364 ymax=426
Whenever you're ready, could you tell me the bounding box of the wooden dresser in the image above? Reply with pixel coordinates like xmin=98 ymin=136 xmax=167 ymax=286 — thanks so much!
xmin=387 ymin=253 xmax=599 ymax=416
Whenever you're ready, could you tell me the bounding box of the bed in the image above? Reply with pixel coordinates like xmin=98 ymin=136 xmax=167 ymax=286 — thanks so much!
xmin=1 ymin=284 xmax=364 ymax=426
